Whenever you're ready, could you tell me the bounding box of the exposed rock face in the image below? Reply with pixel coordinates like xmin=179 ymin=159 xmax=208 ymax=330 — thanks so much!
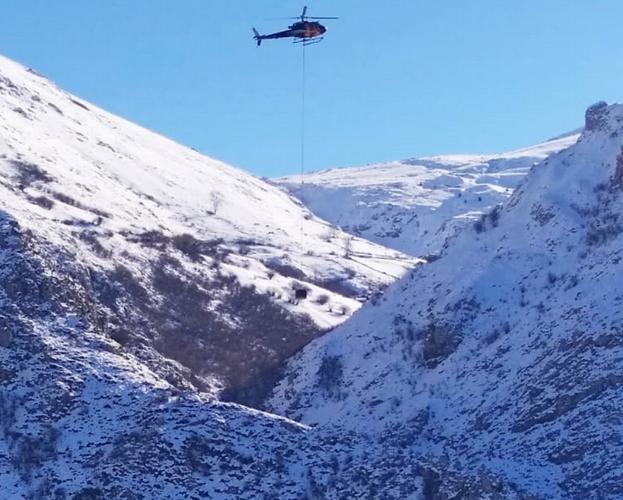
xmin=421 ymin=323 xmax=460 ymax=368
xmin=611 ymin=147 xmax=623 ymax=189
xmin=585 ymin=101 xmax=609 ymax=132
xmin=0 ymin=326 xmax=13 ymax=348
xmin=271 ymin=103 xmax=623 ymax=499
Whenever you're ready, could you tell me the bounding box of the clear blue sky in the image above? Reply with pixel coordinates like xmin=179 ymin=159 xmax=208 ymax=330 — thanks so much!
xmin=1 ymin=1 xmax=622 ymax=176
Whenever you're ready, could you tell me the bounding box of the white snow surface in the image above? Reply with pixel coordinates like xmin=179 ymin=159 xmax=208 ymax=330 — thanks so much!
xmin=0 ymin=54 xmax=415 ymax=332
xmin=275 ymin=133 xmax=579 ymax=256
xmin=271 ymin=102 xmax=623 ymax=498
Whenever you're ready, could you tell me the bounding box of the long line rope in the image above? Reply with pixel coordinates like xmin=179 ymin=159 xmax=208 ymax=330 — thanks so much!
xmin=299 ymin=43 xmax=307 ymax=247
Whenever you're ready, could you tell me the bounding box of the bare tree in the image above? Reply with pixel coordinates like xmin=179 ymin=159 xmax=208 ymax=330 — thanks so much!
xmin=323 ymin=225 xmax=338 ymax=242
xmin=208 ymin=191 xmax=223 ymax=215
xmin=343 ymin=235 xmax=353 ymax=258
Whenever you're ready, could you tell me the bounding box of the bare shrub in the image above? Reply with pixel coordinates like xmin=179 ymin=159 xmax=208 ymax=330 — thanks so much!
xmin=209 ymin=191 xmax=224 ymax=214
xmin=317 ymin=355 xmax=343 ymax=396
xmin=314 ymin=294 xmax=330 ymax=305
xmin=9 ymin=160 xmax=54 ymax=188
xmin=26 ymin=195 xmax=54 ymax=210
xmin=422 ymin=323 xmax=460 ymax=368
xmin=172 ymin=233 xmax=203 ymax=261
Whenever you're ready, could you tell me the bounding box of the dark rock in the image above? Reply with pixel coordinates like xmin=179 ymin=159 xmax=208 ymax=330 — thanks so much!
xmin=422 ymin=323 xmax=460 ymax=368
xmin=0 ymin=328 xmax=12 ymax=348
xmin=611 ymin=147 xmax=623 ymax=190
xmin=585 ymin=101 xmax=609 ymax=132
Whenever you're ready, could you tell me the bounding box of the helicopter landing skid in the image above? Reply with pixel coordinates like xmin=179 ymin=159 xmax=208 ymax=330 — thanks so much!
xmin=294 ymin=37 xmax=324 ymax=46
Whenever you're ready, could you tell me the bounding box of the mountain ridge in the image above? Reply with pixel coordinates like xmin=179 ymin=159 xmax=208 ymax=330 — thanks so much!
xmin=274 ymin=132 xmax=579 ymax=256
xmin=270 ymin=101 xmax=623 ymax=498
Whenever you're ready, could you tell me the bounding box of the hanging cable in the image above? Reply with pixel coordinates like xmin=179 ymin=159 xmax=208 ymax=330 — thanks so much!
xmin=293 ymin=43 xmax=309 ymax=301
xmin=299 ymin=43 xmax=307 ymax=246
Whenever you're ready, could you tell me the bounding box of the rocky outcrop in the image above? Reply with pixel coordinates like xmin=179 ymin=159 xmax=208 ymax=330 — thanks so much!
xmin=585 ymin=101 xmax=609 ymax=132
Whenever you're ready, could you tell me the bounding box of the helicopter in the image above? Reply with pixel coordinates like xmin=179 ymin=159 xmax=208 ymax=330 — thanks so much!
xmin=253 ymin=6 xmax=337 ymax=47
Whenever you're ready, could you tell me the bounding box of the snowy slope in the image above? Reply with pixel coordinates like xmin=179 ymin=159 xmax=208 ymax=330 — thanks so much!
xmin=271 ymin=102 xmax=623 ymax=499
xmin=0 ymin=105 xmax=514 ymax=499
xmin=0 ymin=54 xmax=415 ymax=403
xmin=0 ymin=214 xmax=470 ymax=499
xmin=275 ymin=133 xmax=579 ymax=256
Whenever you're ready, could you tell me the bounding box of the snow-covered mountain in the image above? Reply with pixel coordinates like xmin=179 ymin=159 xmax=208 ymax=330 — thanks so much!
xmin=271 ymin=101 xmax=623 ymax=498
xmin=4 ymin=49 xmax=622 ymax=499
xmin=275 ymin=133 xmax=579 ymax=256
xmin=0 ymin=53 xmax=507 ymax=499
xmin=0 ymin=54 xmax=415 ymax=405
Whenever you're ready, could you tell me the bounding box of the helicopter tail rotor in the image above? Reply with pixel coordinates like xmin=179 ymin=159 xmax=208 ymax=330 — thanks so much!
xmin=252 ymin=28 xmax=262 ymax=46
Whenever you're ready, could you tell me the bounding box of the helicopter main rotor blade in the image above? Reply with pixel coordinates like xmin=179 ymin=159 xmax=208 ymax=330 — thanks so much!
xmin=275 ymin=6 xmax=337 ymax=21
